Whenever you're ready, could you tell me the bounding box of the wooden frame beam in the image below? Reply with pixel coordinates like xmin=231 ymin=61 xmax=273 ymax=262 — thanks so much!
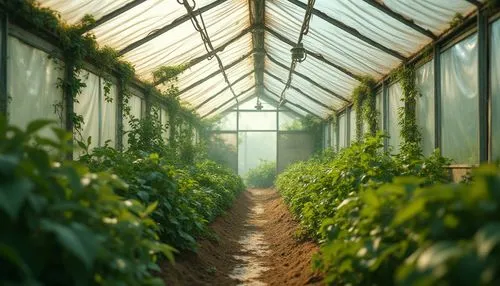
xmin=201 ymin=85 xmax=255 ymax=118
xmin=361 ymin=0 xmax=437 ymax=39
xmin=265 ymin=27 xmax=362 ymax=81
xmin=288 ymin=0 xmax=406 ymax=61
xmin=265 ymin=71 xmax=334 ymax=111
xmin=264 ymin=86 xmax=322 ymax=118
xmin=174 ymin=50 xmax=253 ymax=95
xmin=119 ymin=0 xmax=229 ymax=55
xmin=251 ymin=0 xmax=265 ymax=99
xmin=266 ymin=52 xmax=350 ymax=103
xmin=81 ymin=0 xmax=147 ymax=34
xmin=194 ymin=70 xmax=254 ymax=110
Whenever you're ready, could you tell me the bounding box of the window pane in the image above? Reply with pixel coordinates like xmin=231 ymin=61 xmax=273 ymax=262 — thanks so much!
xmin=338 ymin=113 xmax=347 ymax=149
xmin=376 ymin=89 xmax=383 ymax=131
xmin=416 ymin=60 xmax=436 ymax=156
xmin=238 ymin=132 xmax=276 ymax=176
xmin=491 ymin=20 xmax=500 ymax=161
xmin=214 ymin=112 xmax=237 ymax=131
xmin=279 ymin=111 xmax=304 ymax=131
xmin=101 ymin=81 xmax=117 ymax=147
xmin=441 ymin=33 xmax=479 ymax=164
xmin=388 ymin=82 xmax=403 ymax=153
xmin=349 ymin=108 xmax=356 ymax=144
xmin=7 ymin=37 xmax=64 ymax=137
xmin=239 ymin=111 xmax=276 ymax=130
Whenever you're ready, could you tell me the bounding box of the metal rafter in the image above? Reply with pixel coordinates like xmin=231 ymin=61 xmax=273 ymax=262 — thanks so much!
xmin=201 ymin=85 xmax=255 ymax=118
xmin=464 ymin=0 xmax=482 ymax=7
xmin=119 ymin=0 xmax=229 ymax=55
xmin=361 ymin=0 xmax=437 ymax=39
xmin=266 ymin=52 xmax=350 ymax=103
xmin=265 ymin=27 xmax=362 ymax=81
xmin=167 ymin=50 xmax=253 ymax=95
xmin=251 ymin=0 xmax=265 ymax=100
xmin=264 ymin=86 xmax=322 ymax=118
xmin=287 ymin=0 xmax=406 ymax=61
xmin=81 ymin=0 xmax=147 ymax=34
xmin=182 ymin=26 xmax=252 ymax=71
xmin=194 ymin=70 xmax=255 ymax=110
xmin=265 ymin=71 xmax=334 ymax=111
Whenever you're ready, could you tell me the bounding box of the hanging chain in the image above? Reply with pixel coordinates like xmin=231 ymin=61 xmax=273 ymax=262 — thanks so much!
xmin=279 ymin=0 xmax=315 ymax=105
xmin=178 ymin=0 xmax=239 ymax=104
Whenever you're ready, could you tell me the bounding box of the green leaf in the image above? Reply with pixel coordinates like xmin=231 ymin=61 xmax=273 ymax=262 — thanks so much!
xmin=394 ymin=198 xmax=425 ymax=225
xmin=142 ymin=201 xmax=158 ymax=218
xmin=40 ymin=220 xmax=98 ymax=270
xmin=26 ymin=119 xmax=55 ymax=135
xmin=475 ymin=223 xmax=500 ymax=258
xmin=416 ymin=242 xmax=462 ymax=270
xmin=0 ymin=243 xmax=31 ymax=276
xmin=0 ymin=178 xmax=34 ymax=219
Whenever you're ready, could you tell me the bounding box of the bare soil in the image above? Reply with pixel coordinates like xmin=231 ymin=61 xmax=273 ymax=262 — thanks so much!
xmin=160 ymin=189 xmax=323 ymax=286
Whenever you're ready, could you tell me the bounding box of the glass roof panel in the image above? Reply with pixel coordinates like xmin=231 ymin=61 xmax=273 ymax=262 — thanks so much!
xmin=38 ymin=0 xmax=134 ymax=25
xmin=122 ymin=0 xmax=249 ymax=81
xmin=90 ymin=0 xmax=215 ymax=49
xmin=383 ymin=0 xmax=477 ymax=34
xmin=301 ymin=0 xmax=432 ymax=57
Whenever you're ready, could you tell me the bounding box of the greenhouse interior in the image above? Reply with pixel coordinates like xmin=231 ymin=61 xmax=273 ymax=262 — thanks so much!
xmin=1 ymin=0 xmax=500 ymax=285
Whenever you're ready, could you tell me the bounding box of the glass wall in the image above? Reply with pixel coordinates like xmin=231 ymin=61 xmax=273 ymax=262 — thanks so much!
xmin=415 ymin=60 xmax=435 ymax=156
xmin=491 ymin=20 xmax=500 ymax=161
xmin=388 ymin=82 xmax=403 ymax=153
xmin=7 ymin=37 xmax=64 ymax=138
xmin=441 ymin=33 xmax=479 ymax=164
xmin=376 ymin=89 xmax=383 ymax=132
xmin=338 ymin=112 xmax=347 ymax=149
xmin=349 ymin=108 xmax=356 ymax=145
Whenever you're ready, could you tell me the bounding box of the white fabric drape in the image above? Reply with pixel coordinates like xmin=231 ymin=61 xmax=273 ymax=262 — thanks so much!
xmin=338 ymin=113 xmax=347 ymax=149
xmin=388 ymin=82 xmax=403 ymax=153
xmin=160 ymin=107 xmax=169 ymax=141
xmin=376 ymin=90 xmax=383 ymax=131
xmin=349 ymin=108 xmax=356 ymax=145
xmin=491 ymin=20 xmax=500 ymax=161
xmin=101 ymin=81 xmax=117 ymax=147
xmin=441 ymin=33 xmax=479 ymax=164
xmin=122 ymin=90 xmax=143 ymax=149
xmin=74 ymin=71 xmax=100 ymax=151
xmin=416 ymin=60 xmax=436 ymax=156
xmin=7 ymin=37 xmax=64 ymax=137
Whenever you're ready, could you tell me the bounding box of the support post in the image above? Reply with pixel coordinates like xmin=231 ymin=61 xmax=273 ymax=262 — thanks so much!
xmin=478 ymin=9 xmax=489 ymax=162
xmin=0 ymin=12 xmax=7 ymax=116
xmin=434 ymin=45 xmax=442 ymax=154
xmin=383 ymin=80 xmax=389 ymax=151
xmin=64 ymin=62 xmax=75 ymax=160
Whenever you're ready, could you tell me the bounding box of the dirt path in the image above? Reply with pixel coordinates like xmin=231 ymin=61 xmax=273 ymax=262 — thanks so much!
xmin=160 ymin=189 xmax=322 ymax=285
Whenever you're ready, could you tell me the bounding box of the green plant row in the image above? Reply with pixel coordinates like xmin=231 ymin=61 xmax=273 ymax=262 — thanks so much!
xmin=80 ymin=116 xmax=245 ymax=251
xmin=0 ymin=119 xmax=174 ymax=286
xmin=315 ymin=165 xmax=500 ymax=285
xmin=275 ymin=135 xmax=450 ymax=239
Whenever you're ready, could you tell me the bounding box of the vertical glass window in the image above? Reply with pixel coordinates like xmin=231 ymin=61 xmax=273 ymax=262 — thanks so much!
xmin=388 ymin=82 xmax=403 ymax=153
xmin=331 ymin=120 xmax=337 ymax=151
xmin=338 ymin=113 xmax=347 ymax=149
xmin=349 ymin=108 xmax=356 ymax=144
xmin=441 ymin=33 xmax=479 ymax=164
xmin=416 ymin=60 xmax=436 ymax=156
xmin=491 ymin=20 xmax=500 ymax=161
xmin=7 ymin=37 xmax=64 ymax=138
xmin=376 ymin=89 xmax=384 ymax=131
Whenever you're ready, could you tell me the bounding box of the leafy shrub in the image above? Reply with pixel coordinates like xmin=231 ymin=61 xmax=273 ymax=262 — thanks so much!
xmin=81 ymin=117 xmax=244 ymax=251
xmin=245 ymin=160 xmax=276 ymax=188
xmin=315 ymin=165 xmax=500 ymax=286
xmin=0 ymin=119 xmax=173 ymax=285
xmin=275 ymin=134 xmax=451 ymax=239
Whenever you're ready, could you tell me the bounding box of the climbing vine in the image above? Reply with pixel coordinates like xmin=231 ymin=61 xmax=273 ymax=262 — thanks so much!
xmin=351 ymin=76 xmax=377 ymax=140
xmin=7 ymin=0 xmax=203 ymax=148
xmin=393 ymin=65 xmax=422 ymax=159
